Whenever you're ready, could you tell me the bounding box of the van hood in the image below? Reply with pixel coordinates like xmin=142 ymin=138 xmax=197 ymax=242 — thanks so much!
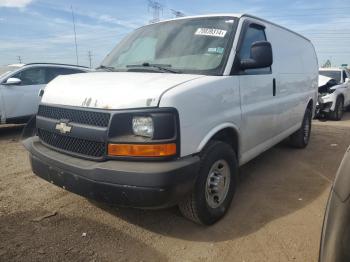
xmin=42 ymin=72 xmax=204 ymax=109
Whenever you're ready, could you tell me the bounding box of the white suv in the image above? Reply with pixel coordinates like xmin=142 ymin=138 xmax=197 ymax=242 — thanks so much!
xmin=318 ymin=68 xmax=350 ymax=120
xmin=0 ymin=63 xmax=89 ymax=124
xmin=24 ymin=14 xmax=318 ymax=224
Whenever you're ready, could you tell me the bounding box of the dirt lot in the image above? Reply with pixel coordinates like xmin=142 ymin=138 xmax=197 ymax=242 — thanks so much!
xmin=1 ymin=114 xmax=350 ymax=262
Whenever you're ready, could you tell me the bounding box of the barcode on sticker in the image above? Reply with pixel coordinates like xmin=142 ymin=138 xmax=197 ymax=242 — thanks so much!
xmin=195 ymin=28 xmax=227 ymax=38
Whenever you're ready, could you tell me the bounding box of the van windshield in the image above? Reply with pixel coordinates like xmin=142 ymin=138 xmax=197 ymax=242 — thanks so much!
xmin=100 ymin=17 xmax=236 ymax=75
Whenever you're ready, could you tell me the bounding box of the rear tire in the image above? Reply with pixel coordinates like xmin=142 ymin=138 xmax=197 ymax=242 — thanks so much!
xmin=178 ymin=141 xmax=238 ymax=225
xmin=289 ymin=107 xmax=312 ymax=148
xmin=329 ymin=97 xmax=344 ymax=121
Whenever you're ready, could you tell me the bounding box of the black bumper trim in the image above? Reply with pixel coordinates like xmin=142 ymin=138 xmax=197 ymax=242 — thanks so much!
xmin=24 ymin=137 xmax=200 ymax=208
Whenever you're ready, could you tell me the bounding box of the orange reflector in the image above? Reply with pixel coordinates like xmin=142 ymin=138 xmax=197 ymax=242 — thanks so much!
xmin=108 ymin=143 xmax=177 ymax=157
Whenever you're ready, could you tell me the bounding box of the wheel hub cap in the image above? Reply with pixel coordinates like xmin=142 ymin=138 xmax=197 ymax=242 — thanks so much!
xmin=205 ymin=160 xmax=230 ymax=209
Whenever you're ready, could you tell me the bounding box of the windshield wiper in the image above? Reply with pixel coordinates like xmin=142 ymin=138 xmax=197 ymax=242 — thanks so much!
xmin=126 ymin=63 xmax=181 ymax=73
xmin=95 ymin=65 xmax=117 ymax=72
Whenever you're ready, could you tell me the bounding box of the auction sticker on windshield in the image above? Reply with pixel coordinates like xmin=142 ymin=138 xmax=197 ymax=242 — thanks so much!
xmin=195 ymin=28 xmax=227 ymax=38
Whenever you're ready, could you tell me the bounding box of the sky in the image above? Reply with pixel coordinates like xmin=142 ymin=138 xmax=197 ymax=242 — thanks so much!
xmin=0 ymin=0 xmax=350 ymax=68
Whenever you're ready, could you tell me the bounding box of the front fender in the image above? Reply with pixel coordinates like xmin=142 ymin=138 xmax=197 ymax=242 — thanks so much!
xmin=196 ymin=123 xmax=240 ymax=153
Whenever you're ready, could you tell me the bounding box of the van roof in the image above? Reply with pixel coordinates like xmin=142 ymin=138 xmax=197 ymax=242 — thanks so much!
xmin=151 ymin=13 xmax=310 ymax=42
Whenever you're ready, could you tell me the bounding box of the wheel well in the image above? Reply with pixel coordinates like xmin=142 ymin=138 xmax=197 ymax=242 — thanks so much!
xmin=210 ymin=128 xmax=239 ymax=158
xmin=307 ymin=99 xmax=313 ymax=110
xmin=338 ymin=94 xmax=345 ymax=102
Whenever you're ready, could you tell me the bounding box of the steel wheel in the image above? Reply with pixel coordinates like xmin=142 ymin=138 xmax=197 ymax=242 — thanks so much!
xmin=205 ymin=160 xmax=231 ymax=209
xmin=179 ymin=141 xmax=237 ymax=225
xmin=289 ymin=107 xmax=312 ymax=148
xmin=303 ymin=112 xmax=311 ymax=144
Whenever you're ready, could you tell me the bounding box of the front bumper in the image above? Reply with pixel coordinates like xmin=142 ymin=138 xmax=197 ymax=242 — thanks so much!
xmin=23 ymin=137 xmax=200 ymax=208
xmin=316 ymin=101 xmax=333 ymax=115
xmin=317 ymin=94 xmax=336 ymax=113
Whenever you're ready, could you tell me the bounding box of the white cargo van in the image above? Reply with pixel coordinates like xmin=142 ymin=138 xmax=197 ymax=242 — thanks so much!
xmin=24 ymin=14 xmax=318 ymax=224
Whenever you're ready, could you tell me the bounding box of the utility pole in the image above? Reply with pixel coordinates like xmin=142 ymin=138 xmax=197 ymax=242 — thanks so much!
xmin=88 ymin=50 xmax=93 ymax=68
xmin=170 ymin=9 xmax=185 ymax=18
xmin=148 ymin=0 xmax=163 ymax=24
xmin=71 ymin=5 xmax=79 ymax=65
xmin=17 ymin=56 xmax=22 ymax=64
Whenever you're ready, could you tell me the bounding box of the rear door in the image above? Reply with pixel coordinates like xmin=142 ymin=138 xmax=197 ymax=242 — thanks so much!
xmin=2 ymin=67 xmax=46 ymax=119
xmin=235 ymin=20 xmax=277 ymax=158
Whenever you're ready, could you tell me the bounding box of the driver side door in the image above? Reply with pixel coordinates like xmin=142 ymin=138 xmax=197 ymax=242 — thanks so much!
xmin=2 ymin=67 xmax=46 ymax=120
xmin=236 ymin=20 xmax=277 ymax=161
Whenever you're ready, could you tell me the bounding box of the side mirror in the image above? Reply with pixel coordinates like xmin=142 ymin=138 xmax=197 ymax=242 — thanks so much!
xmin=38 ymin=89 xmax=45 ymax=97
xmin=240 ymin=41 xmax=273 ymax=70
xmin=345 ymin=78 xmax=349 ymax=83
xmin=4 ymin=77 xmax=21 ymax=85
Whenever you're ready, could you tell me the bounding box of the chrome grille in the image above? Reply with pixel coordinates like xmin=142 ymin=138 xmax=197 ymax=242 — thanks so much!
xmin=38 ymin=105 xmax=110 ymax=127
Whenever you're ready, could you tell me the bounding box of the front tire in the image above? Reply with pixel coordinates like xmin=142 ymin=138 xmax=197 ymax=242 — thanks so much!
xmin=178 ymin=141 xmax=238 ymax=225
xmin=289 ymin=107 xmax=312 ymax=148
xmin=329 ymin=97 xmax=344 ymax=121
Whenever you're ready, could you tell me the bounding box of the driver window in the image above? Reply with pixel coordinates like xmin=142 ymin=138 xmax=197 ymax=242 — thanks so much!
xmin=12 ymin=68 xmax=46 ymax=86
xmin=239 ymin=24 xmax=271 ymax=74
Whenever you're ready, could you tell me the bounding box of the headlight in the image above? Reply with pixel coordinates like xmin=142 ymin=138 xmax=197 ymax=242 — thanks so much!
xmin=132 ymin=116 xmax=154 ymax=138
xmin=107 ymin=109 xmax=179 ymax=158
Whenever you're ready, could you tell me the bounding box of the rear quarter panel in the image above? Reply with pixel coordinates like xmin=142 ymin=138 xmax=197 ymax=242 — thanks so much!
xmin=266 ymin=24 xmax=318 ymax=127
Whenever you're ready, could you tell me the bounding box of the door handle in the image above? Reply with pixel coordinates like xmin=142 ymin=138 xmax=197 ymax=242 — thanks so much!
xmin=273 ymin=78 xmax=276 ymax=96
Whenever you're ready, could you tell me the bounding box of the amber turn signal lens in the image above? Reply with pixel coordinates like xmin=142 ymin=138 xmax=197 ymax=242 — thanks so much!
xmin=108 ymin=143 xmax=177 ymax=157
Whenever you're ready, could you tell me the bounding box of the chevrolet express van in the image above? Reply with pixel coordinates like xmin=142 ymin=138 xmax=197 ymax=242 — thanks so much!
xmin=24 ymin=14 xmax=318 ymax=225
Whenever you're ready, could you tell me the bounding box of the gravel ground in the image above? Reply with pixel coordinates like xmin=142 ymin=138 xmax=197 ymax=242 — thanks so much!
xmin=1 ymin=113 xmax=350 ymax=262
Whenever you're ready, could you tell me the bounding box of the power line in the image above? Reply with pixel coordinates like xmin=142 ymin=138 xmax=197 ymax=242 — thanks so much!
xmin=293 ymin=6 xmax=350 ymax=11
xmin=255 ymin=7 xmax=350 ymax=16
xmin=306 ymin=33 xmax=350 ymax=35
xmin=299 ymin=30 xmax=350 ymax=32
xmin=171 ymin=9 xmax=185 ymax=18
xmin=266 ymin=13 xmax=350 ymax=18
xmin=318 ymin=52 xmax=350 ymax=54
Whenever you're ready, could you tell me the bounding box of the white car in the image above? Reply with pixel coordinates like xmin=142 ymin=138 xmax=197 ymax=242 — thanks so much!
xmin=23 ymin=14 xmax=318 ymax=224
xmin=0 ymin=63 xmax=89 ymax=124
xmin=317 ymin=68 xmax=350 ymax=120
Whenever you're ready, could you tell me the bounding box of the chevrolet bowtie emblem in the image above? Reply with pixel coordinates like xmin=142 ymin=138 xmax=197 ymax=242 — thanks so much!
xmin=55 ymin=122 xmax=72 ymax=134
